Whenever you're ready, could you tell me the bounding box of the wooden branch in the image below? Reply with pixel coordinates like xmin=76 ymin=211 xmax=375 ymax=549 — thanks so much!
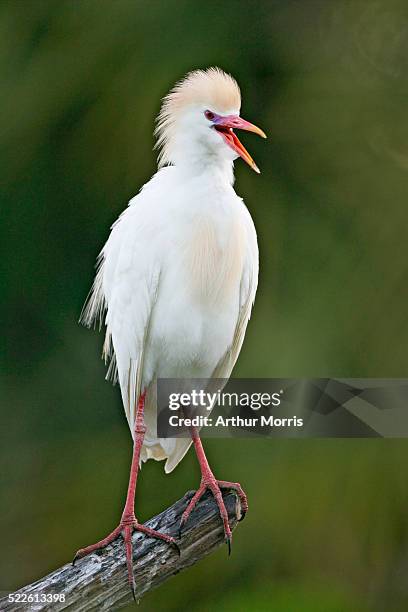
xmin=1 ymin=490 xmax=243 ymax=611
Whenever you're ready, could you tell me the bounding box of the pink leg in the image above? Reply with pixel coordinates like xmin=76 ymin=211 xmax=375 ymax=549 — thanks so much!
xmin=73 ymin=391 xmax=178 ymax=598
xmin=180 ymin=427 xmax=248 ymax=553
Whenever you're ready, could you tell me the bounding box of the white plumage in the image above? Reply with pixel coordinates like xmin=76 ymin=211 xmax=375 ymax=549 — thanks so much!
xmin=82 ymin=161 xmax=258 ymax=472
xmin=75 ymin=67 xmax=266 ymax=593
xmin=81 ymin=68 xmax=261 ymax=473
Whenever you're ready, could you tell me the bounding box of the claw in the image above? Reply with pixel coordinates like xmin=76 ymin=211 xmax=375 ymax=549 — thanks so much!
xmin=226 ymin=535 xmax=232 ymax=556
xmin=238 ymin=510 xmax=247 ymax=522
xmin=171 ymin=539 xmax=181 ymax=557
xmin=178 ymin=517 xmax=186 ymax=539
xmin=130 ymin=581 xmax=137 ymax=602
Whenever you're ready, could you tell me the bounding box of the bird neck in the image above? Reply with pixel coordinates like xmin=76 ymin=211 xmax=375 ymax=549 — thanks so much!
xmin=172 ymin=155 xmax=235 ymax=185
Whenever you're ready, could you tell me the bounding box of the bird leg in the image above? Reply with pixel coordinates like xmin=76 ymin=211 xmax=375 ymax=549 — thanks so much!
xmin=179 ymin=427 xmax=248 ymax=553
xmin=73 ymin=391 xmax=178 ymax=599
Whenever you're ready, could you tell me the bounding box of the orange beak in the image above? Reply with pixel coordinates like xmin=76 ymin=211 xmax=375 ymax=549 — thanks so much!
xmin=213 ymin=114 xmax=267 ymax=173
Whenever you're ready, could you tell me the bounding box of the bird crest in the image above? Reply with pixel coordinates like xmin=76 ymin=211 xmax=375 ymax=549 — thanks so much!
xmin=155 ymin=67 xmax=241 ymax=167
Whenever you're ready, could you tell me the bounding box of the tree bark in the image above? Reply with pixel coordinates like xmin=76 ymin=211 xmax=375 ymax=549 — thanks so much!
xmin=1 ymin=490 xmax=243 ymax=611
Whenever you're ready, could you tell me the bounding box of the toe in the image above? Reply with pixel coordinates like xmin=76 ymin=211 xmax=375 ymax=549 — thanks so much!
xmin=179 ymin=484 xmax=206 ymax=530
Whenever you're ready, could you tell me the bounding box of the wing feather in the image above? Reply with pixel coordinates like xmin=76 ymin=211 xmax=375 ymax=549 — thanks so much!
xmin=81 ymin=189 xmax=162 ymax=434
xmin=213 ymin=204 xmax=258 ymax=379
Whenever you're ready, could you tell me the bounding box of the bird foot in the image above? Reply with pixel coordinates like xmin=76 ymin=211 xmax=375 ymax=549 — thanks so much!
xmin=73 ymin=515 xmax=179 ymax=598
xmin=179 ymin=478 xmax=248 ymax=553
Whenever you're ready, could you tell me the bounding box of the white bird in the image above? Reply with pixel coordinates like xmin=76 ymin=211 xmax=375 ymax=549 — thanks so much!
xmin=73 ymin=67 xmax=266 ymax=595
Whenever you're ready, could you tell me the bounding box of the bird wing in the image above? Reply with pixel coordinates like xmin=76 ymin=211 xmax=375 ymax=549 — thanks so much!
xmin=164 ymin=203 xmax=259 ymax=473
xmin=213 ymin=203 xmax=259 ymax=380
xmin=81 ymin=175 xmax=167 ymax=434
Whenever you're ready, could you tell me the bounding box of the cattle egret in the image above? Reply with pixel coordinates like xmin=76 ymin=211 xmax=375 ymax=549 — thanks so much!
xmin=73 ymin=67 xmax=266 ymax=596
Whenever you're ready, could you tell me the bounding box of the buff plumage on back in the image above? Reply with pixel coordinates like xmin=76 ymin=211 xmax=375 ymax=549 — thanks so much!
xmin=155 ymin=67 xmax=241 ymax=167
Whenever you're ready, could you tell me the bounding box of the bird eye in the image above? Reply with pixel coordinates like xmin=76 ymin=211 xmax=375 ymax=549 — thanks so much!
xmin=204 ymin=110 xmax=215 ymax=121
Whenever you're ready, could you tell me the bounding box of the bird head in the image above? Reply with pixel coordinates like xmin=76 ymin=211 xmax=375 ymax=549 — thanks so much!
xmin=155 ymin=67 xmax=266 ymax=174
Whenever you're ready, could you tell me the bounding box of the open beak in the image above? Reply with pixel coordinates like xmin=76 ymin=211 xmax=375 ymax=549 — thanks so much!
xmin=213 ymin=114 xmax=267 ymax=173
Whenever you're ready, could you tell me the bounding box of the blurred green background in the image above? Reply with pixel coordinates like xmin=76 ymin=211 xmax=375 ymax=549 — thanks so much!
xmin=1 ymin=1 xmax=408 ymax=610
